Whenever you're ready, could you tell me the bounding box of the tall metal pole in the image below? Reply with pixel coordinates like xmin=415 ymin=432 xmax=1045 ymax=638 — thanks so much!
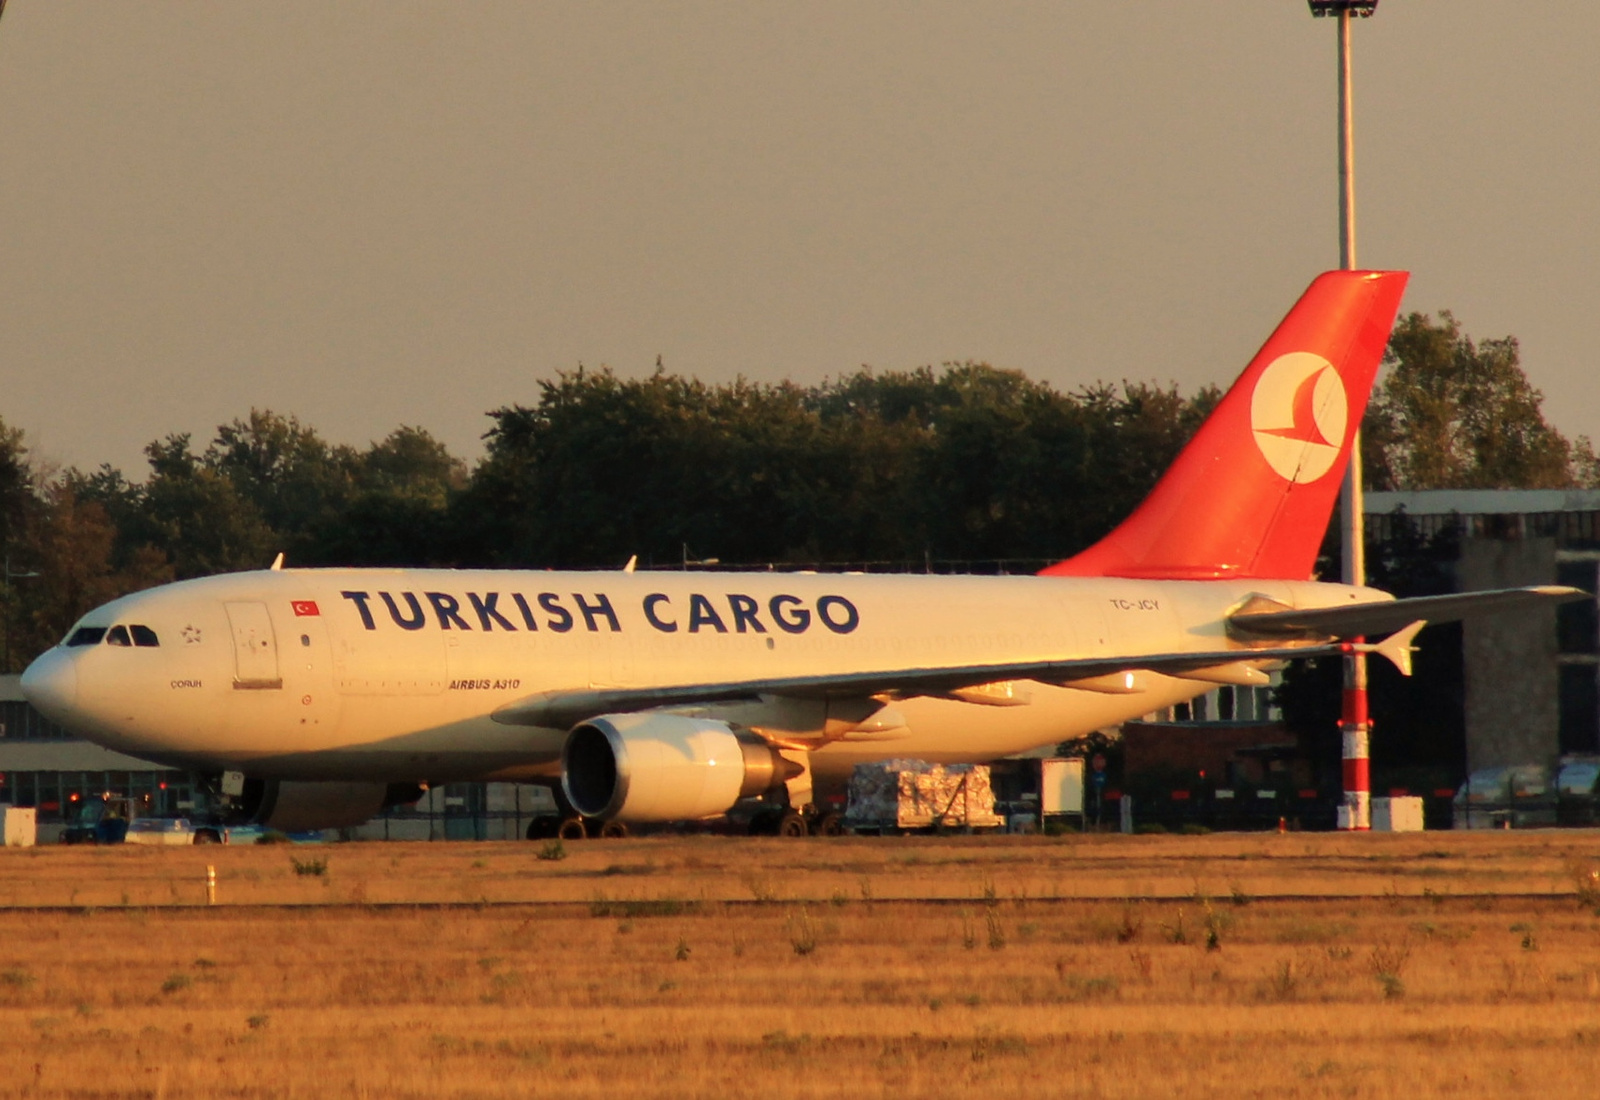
xmin=1335 ymin=8 xmax=1371 ymax=831
xmin=1 ymin=558 xmax=39 ymax=674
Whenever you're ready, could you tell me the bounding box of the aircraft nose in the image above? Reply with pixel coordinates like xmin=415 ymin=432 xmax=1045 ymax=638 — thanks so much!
xmin=20 ymin=649 xmax=78 ymax=723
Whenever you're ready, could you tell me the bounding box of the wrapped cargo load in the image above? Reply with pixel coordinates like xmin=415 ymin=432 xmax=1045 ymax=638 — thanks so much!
xmin=843 ymin=760 xmax=1005 ymax=831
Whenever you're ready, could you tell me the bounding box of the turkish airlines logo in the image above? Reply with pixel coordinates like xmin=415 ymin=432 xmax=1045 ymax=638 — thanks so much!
xmin=1249 ymin=352 xmax=1347 ymax=484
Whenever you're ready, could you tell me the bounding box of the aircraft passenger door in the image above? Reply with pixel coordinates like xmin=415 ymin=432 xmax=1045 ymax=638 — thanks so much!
xmin=225 ymin=602 xmax=283 ymax=690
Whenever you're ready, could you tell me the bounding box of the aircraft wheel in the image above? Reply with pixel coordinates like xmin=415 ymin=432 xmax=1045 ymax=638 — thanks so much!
xmin=776 ymin=811 xmax=809 ymax=838
xmin=556 ymin=816 xmax=588 ymax=841
xmin=193 ymin=829 xmax=221 ymax=845
xmin=599 ymin=820 xmax=630 ymax=840
xmin=813 ymin=812 xmax=844 ymax=837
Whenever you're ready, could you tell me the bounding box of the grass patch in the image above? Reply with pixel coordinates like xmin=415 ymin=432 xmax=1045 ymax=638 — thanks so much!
xmin=289 ymin=856 xmax=328 ymax=878
xmin=588 ymin=897 xmax=699 ymax=918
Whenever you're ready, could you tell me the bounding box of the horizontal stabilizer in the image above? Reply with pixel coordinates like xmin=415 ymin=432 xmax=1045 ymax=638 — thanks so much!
xmin=1229 ymin=585 xmax=1589 ymax=640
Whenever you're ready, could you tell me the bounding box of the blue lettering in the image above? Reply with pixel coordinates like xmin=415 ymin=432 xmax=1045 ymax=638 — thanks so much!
xmin=817 ymin=595 xmax=859 ymax=634
xmin=770 ymin=595 xmax=810 ymax=634
xmin=643 ymin=593 xmax=678 ymax=633
xmin=468 ymin=592 xmax=517 ymax=632
xmin=727 ymin=594 xmax=766 ymax=634
xmin=426 ymin=592 xmax=471 ymax=630
xmin=539 ymin=593 xmax=574 ymax=633
xmin=688 ymin=594 xmax=727 ymax=634
xmin=341 ymin=591 xmax=376 ymax=630
xmin=380 ymin=591 xmax=427 ymax=631
xmin=574 ymin=592 xmax=620 ymax=633
xmin=511 ymin=593 xmax=539 ymax=631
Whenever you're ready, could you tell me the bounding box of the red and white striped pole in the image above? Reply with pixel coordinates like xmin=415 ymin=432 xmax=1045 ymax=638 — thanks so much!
xmin=1340 ymin=645 xmax=1371 ymax=830
xmin=1327 ymin=4 xmax=1373 ymax=831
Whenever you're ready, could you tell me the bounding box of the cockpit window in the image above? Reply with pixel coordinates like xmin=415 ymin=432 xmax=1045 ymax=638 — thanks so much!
xmin=66 ymin=626 xmax=107 ymax=647
xmin=106 ymin=625 xmax=132 ymax=647
xmin=130 ymin=625 xmax=160 ymax=648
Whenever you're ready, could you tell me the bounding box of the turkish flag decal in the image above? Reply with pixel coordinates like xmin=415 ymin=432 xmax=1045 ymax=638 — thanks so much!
xmin=291 ymin=600 xmax=320 ymax=617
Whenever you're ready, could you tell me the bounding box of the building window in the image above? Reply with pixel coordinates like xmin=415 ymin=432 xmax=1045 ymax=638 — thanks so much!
xmin=1559 ymin=563 xmax=1599 ymax=655
xmin=0 ymin=701 xmax=70 ymax=740
xmin=1559 ymin=664 xmax=1600 ymax=755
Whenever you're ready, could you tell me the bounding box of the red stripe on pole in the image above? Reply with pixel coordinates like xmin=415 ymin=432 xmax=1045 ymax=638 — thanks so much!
xmin=1342 ymin=757 xmax=1369 ymax=790
xmin=1341 ymin=679 xmax=1368 ymax=727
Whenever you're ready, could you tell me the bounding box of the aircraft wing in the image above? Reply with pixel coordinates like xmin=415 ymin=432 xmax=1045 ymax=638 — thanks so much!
xmin=1228 ymin=585 xmax=1588 ymax=639
xmin=490 ymin=641 xmax=1370 ymax=730
xmin=492 ymin=586 xmax=1588 ymax=730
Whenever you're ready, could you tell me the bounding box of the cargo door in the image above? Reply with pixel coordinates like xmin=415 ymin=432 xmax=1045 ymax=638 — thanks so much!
xmin=225 ymin=602 xmax=282 ymax=690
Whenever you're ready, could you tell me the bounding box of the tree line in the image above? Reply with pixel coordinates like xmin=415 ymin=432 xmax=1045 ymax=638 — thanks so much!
xmin=0 ymin=310 xmax=1591 ymax=671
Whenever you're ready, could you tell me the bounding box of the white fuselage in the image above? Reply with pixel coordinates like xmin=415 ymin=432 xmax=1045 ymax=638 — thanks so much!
xmin=23 ymin=567 xmax=1381 ymax=786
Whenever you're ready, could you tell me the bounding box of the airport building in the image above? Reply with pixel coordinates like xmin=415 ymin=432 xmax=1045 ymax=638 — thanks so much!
xmin=1365 ymin=489 xmax=1600 ymax=774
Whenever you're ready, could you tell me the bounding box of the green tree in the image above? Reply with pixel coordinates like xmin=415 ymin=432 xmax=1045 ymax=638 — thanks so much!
xmin=208 ymin=410 xmax=358 ymax=544
xmin=457 ymin=364 xmax=1218 ymax=569
xmin=79 ymin=415 xmax=466 ymax=577
xmin=0 ymin=416 xmax=31 ymax=554
xmin=1365 ymin=311 xmax=1576 ymax=490
xmin=311 ymin=426 xmax=466 ymax=566
xmin=8 ymin=484 xmax=173 ymax=666
xmin=0 ymin=417 xmax=39 ymax=670
xmin=133 ymin=434 xmax=279 ymax=577
xmin=461 ymin=369 xmax=836 ymax=567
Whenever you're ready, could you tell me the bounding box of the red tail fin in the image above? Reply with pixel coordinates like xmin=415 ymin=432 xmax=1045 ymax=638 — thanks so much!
xmin=1041 ymin=270 xmax=1408 ymax=581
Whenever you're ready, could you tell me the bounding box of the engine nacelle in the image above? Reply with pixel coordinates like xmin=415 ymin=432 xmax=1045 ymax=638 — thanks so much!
xmin=243 ymin=780 xmax=414 ymax=831
xmin=562 ymin=712 xmax=798 ymax=822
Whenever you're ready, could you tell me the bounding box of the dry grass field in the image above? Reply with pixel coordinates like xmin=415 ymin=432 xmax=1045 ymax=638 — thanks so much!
xmin=3 ymin=831 xmax=1600 ymax=1098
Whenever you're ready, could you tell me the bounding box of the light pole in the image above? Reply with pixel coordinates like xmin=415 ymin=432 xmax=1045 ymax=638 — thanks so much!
xmin=1309 ymin=0 xmax=1378 ymax=830
xmin=2 ymin=557 xmax=39 ymax=673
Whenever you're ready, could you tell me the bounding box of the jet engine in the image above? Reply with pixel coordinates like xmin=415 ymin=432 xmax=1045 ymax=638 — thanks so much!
xmin=240 ymin=780 xmax=419 ymax=831
xmin=562 ymin=712 xmax=798 ymax=822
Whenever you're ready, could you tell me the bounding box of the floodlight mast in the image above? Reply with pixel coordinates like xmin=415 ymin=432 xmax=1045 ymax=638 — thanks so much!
xmin=1308 ymin=0 xmax=1379 ymax=831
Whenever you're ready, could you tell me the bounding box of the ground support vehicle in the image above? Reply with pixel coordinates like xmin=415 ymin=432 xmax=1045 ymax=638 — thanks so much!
xmin=59 ymin=797 xmax=134 ymax=844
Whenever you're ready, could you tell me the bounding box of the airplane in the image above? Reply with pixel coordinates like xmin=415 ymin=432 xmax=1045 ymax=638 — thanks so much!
xmin=19 ymin=270 xmax=1584 ymax=836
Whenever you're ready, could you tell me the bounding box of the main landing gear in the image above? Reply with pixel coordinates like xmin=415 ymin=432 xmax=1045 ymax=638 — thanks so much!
xmin=526 ymin=813 xmax=629 ymax=840
xmin=748 ymin=805 xmax=843 ymax=837
xmin=523 ymin=783 xmax=630 ymax=841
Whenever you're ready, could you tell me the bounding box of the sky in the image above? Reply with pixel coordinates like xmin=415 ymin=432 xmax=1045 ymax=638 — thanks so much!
xmin=1 ymin=1 xmax=1596 ymax=478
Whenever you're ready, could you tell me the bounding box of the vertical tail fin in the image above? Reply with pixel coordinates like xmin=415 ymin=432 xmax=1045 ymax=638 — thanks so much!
xmin=1041 ymin=270 xmax=1408 ymax=581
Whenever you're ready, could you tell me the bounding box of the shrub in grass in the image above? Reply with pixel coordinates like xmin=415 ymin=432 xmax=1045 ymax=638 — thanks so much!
xmin=1116 ymin=905 xmax=1143 ymax=944
xmin=788 ymin=908 xmax=818 ymax=956
xmin=1369 ymin=940 xmax=1411 ymax=999
xmin=290 ymin=856 xmax=327 ymax=878
xmin=1164 ymin=908 xmax=1188 ymax=945
xmin=986 ymin=909 xmax=1006 ymax=951
xmin=960 ymin=911 xmax=978 ymax=950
